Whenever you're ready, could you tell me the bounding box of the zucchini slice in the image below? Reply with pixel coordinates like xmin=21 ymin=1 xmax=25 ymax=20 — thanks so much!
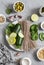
xmin=18 ymin=30 xmax=24 ymax=38
xmin=14 ymin=23 xmax=21 ymax=34
xmin=15 ymin=31 xmax=24 ymax=47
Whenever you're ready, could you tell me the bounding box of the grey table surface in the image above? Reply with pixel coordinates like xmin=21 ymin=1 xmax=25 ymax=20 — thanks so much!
xmin=0 ymin=0 xmax=44 ymax=65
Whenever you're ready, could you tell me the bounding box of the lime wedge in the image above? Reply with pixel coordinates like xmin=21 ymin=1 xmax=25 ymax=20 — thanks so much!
xmin=10 ymin=32 xmax=17 ymax=38
xmin=7 ymin=36 xmax=16 ymax=45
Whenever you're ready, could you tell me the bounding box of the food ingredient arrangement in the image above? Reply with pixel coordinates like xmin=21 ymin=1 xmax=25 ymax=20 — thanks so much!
xmin=0 ymin=1 xmax=44 ymax=65
xmin=5 ymin=23 xmax=24 ymax=49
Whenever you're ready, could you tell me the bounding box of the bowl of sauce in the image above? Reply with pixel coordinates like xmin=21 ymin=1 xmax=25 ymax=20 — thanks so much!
xmin=20 ymin=57 xmax=31 ymax=65
xmin=41 ymin=22 xmax=44 ymax=30
xmin=0 ymin=14 xmax=6 ymax=24
xmin=37 ymin=48 xmax=44 ymax=61
xmin=39 ymin=6 xmax=44 ymax=16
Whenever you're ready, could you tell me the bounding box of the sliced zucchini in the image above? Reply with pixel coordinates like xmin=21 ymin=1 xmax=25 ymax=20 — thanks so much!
xmin=18 ymin=30 xmax=24 ymax=38
xmin=15 ymin=31 xmax=24 ymax=47
xmin=39 ymin=33 xmax=44 ymax=41
xmin=14 ymin=23 xmax=21 ymax=34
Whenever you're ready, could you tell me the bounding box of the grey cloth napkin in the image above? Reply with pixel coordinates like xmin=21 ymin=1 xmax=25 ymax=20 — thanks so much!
xmin=0 ymin=43 xmax=17 ymax=65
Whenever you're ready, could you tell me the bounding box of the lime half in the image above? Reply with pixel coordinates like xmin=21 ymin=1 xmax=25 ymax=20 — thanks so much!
xmin=10 ymin=32 xmax=17 ymax=38
xmin=7 ymin=36 xmax=16 ymax=45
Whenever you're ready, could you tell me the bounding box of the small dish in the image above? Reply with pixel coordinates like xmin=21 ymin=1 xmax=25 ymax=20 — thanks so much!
xmin=39 ymin=6 xmax=44 ymax=16
xmin=31 ymin=14 xmax=39 ymax=22
xmin=37 ymin=47 xmax=44 ymax=61
xmin=41 ymin=22 xmax=44 ymax=30
xmin=13 ymin=1 xmax=24 ymax=12
xmin=20 ymin=57 xmax=31 ymax=65
xmin=0 ymin=14 xmax=6 ymax=24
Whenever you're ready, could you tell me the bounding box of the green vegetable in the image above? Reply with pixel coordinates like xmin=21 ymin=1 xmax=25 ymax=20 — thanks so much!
xmin=39 ymin=33 xmax=44 ymax=41
xmin=8 ymin=23 xmax=15 ymax=32
xmin=30 ymin=24 xmax=38 ymax=41
xmin=5 ymin=23 xmax=21 ymax=36
xmin=15 ymin=31 xmax=24 ymax=48
xmin=6 ymin=27 xmax=11 ymax=35
xmin=31 ymin=33 xmax=38 ymax=40
xmin=30 ymin=24 xmax=38 ymax=32
xmin=6 ymin=8 xmax=12 ymax=14
xmin=14 ymin=23 xmax=21 ymax=34
xmin=5 ymin=23 xmax=15 ymax=35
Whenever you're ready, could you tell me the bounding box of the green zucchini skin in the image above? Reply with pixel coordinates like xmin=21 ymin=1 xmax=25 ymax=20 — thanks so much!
xmin=15 ymin=34 xmax=24 ymax=47
xmin=14 ymin=23 xmax=21 ymax=34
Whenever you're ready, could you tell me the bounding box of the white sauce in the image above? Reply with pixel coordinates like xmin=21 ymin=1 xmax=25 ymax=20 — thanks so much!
xmin=22 ymin=59 xmax=29 ymax=65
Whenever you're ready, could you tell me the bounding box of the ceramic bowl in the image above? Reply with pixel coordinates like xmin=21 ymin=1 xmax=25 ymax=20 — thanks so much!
xmin=0 ymin=14 xmax=6 ymax=24
xmin=37 ymin=47 xmax=44 ymax=61
xmin=20 ymin=57 xmax=31 ymax=65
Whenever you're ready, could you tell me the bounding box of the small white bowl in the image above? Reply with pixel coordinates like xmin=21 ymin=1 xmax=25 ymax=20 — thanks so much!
xmin=20 ymin=57 xmax=31 ymax=65
xmin=41 ymin=22 xmax=44 ymax=30
xmin=39 ymin=6 xmax=44 ymax=16
xmin=13 ymin=1 xmax=24 ymax=12
xmin=0 ymin=14 xmax=6 ymax=24
xmin=37 ymin=47 xmax=44 ymax=61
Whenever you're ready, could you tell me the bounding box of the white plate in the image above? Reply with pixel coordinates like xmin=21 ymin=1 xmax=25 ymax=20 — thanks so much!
xmin=0 ymin=14 xmax=6 ymax=24
xmin=6 ymin=20 xmax=24 ymax=52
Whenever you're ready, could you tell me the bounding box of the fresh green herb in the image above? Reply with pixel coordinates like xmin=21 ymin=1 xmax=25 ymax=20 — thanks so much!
xmin=6 ymin=8 xmax=12 ymax=14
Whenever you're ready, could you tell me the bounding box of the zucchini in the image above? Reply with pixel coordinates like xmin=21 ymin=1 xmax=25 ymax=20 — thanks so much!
xmin=14 ymin=23 xmax=21 ymax=34
xmin=39 ymin=33 xmax=44 ymax=41
xmin=15 ymin=31 xmax=24 ymax=47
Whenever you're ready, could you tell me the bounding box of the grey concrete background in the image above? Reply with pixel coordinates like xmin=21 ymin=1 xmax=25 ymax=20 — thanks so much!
xmin=0 ymin=0 xmax=44 ymax=65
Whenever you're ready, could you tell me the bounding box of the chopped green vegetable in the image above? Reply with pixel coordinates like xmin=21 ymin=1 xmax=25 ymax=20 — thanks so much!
xmin=39 ymin=33 xmax=44 ymax=41
xmin=5 ymin=27 xmax=11 ymax=35
xmin=5 ymin=23 xmax=24 ymax=49
xmin=31 ymin=33 xmax=38 ymax=40
xmin=15 ymin=32 xmax=24 ymax=47
xmin=30 ymin=24 xmax=38 ymax=32
xmin=5 ymin=23 xmax=15 ymax=35
xmin=30 ymin=24 xmax=38 ymax=41
xmin=14 ymin=23 xmax=21 ymax=34
xmin=6 ymin=8 xmax=12 ymax=14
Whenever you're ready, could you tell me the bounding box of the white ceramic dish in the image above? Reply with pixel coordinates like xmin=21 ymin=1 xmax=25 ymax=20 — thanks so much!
xmin=37 ymin=47 xmax=44 ymax=61
xmin=41 ymin=22 xmax=44 ymax=30
xmin=20 ymin=57 xmax=31 ymax=65
xmin=0 ymin=14 xmax=6 ymax=24
xmin=6 ymin=20 xmax=24 ymax=52
xmin=39 ymin=6 xmax=44 ymax=16
xmin=13 ymin=1 xmax=24 ymax=12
